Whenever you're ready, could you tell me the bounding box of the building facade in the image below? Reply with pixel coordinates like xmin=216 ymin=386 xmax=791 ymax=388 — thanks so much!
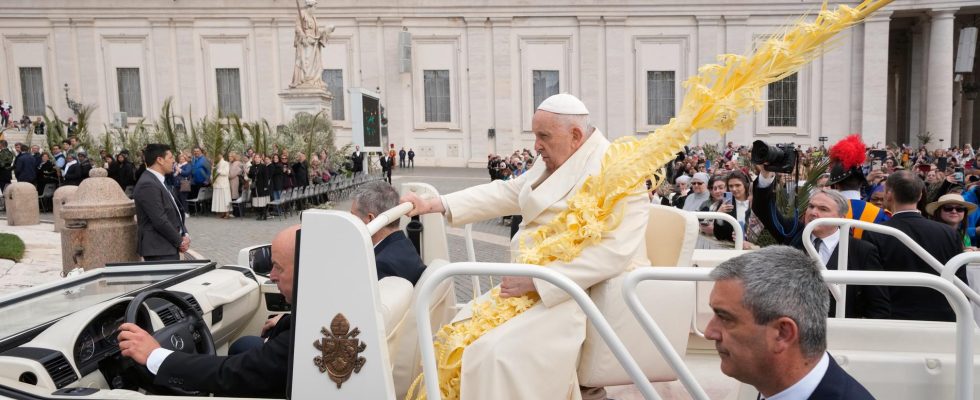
xmin=2 ymin=0 xmax=979 ymax=166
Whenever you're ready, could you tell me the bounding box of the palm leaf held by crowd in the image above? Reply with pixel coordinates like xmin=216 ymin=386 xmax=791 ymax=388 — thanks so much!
xmin=408 ymin=1 xmax=895 ymax=398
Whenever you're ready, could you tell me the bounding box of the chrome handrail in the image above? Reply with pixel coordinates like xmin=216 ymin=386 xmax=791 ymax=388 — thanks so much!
xmin=690 ymin=211 xmax=744 ymax=250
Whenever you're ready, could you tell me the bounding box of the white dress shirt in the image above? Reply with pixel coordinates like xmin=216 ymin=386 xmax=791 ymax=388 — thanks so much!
xmin=763 ymin=352 xmax=830 ymax=400
xmin=146 ymin=347 xmax=174 ymax=374
xmin=839 ymin=190 xmax=861 ymax=201
xmin=809 ymin=229 xmax=840 ymax=267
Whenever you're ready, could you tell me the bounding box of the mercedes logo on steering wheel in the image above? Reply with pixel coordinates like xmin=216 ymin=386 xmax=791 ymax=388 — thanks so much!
xmin=170 ymin=334 xmax=185 ymax=350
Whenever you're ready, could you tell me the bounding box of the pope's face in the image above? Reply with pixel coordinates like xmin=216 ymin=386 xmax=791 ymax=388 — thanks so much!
xmin=532 ymin=111 xmax=582 ymax=174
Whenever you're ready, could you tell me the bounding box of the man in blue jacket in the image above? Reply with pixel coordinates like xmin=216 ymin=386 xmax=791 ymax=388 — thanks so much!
xmin=189 ymin=147 xmax=211 ymax=199
xmin=13 ymin=143 xmax=35 ymax=185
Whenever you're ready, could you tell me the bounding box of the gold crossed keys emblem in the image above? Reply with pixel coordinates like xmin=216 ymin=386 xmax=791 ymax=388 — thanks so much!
xmin=313 ymin=313 xmax=367 ymax=388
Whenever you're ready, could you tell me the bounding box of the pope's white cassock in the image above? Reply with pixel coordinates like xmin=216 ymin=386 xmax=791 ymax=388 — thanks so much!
xmin=439 ymin=95 xmax=650 ymax=399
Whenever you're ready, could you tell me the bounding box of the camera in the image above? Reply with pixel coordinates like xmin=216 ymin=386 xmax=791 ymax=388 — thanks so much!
xmin=751 ymin=140 xmax=798 ymax=174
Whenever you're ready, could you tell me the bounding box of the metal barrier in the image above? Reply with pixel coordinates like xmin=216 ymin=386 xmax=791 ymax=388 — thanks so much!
xmin=414 ymin=262 xmax=660 ymax=400
xmin=623 ymin=267 xmax=975 ymax=400
xmin=690 ymin=211 xmax=744 ymax=250
xmin=801 ymin=218 xmax=980 ymax=317
xmin=942 ymin=252 xmax=980 ymax=308
xmin=462 ymin=224 xmax=483 ymax=302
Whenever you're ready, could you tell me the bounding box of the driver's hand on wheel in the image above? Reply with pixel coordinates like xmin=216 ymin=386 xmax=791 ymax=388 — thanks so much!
xmin=117 ymin=323 xmax=161 ymax=365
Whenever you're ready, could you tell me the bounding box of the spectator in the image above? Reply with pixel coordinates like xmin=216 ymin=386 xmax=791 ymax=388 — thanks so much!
xmin=926 ymin=193 xmax=976 ymax=251
xmin=176 ymin=153 xmax=192 ymax=216
xmin=291 ymin=152 xmax=308 ymax=188
xmin=399 ymin=147 xmax=406 ymax=168
xmin=698 ymin=176 xmax=728 ymax=237
xmin=76 ymin=152 xmax=93 ymax=183
xmin=189 ymin=147 xmax=211 ymax=199
xmin=229 ymin=151 xmax=245 ymax=201
xmin=713 ymin=171 xmax=763 ymax=248
xmin=676 ymin=172 xmax=709 ymax=211
xmin=33 ymin=117 xmax=45 ymax=136
xmin=111 ymin=151 xmax=137 ymax=190
xmin=36 ymin=153 xmax=58 ymax=191
xmin=18 ymin=115 xmax=30 ymax=132
xmin=13 ymin=143 xmax=35 ymax=184
xmin=30 ymin=145 xmax=41 ymax=169
xmin=270 ymin=154 xmax=285 ymax=201
xmin=249 ymin=154 xmax=272 ymax=220
xmin=705 ymin=246 xmax=875 ymax=400
xmin=62 ymin=152 xmax=82 ymax=186
xmin=408 ymin=148 xmax=415 ymax=168
xmin=52 ymin=145 xmax=66 ymax=169
xmin=864 ymin=171 xmax=965 ymax=321
xmin=212 ymin=153 xmax=232 ymax=219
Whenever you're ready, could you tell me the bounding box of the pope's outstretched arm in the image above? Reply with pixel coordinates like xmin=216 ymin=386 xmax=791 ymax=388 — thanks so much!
xmin=401 ymin=172 xmax=527 ymax=223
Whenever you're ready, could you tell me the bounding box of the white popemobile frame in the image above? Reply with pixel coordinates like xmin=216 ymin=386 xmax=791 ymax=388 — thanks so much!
xmin=622 ymin=267 xmax=976 ymax=400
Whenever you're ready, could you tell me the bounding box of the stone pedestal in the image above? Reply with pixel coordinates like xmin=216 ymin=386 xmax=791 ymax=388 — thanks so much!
xmin=5 ymin=182 xmax=39 ymax=226
xmin=52 ymin=185 xmax=79 ymax=232
xmin=279 ymin=86 xmax=333 ymax=123
xmin=60 ymin=168 xmax=137 ymax=272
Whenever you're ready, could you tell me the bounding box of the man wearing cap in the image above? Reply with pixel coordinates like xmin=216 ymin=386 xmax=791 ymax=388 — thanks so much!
xmin=676 ymin=172 xmax=710 ymax=211
xmin=402 ymin=93 xmax=649 ymax=400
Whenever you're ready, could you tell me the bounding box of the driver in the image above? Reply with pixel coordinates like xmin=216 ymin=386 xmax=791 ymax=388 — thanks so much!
xmin=116 ymin=225 xmax=300 ymax=398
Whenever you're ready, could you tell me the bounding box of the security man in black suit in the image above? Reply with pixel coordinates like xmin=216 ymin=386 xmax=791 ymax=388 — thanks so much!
xmin=117 ymin=225 xmax=301 ymax=398
xmin=132 ymin=144 xmax=189 ymax=261
xmin=863 ymin=171 xmax=965 ymax=322
xmin=351 ymin=145 xmax=364 ymax=174
xmin=752 ymin=168 xmax=890 ymax=319
xmin=351 ymin=181 xmax=427 ymax=285
xmin=706 ymin=247 xmax=876 ymax=400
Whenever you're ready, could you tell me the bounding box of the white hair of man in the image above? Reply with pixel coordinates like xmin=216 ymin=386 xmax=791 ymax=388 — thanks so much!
xmin=709 ymin=246 xmax=830 ymax=358
xmin=352 ymin=181 xmax=400 ymax=229
xmin=810 ymin=188 xmax=849 ymax=217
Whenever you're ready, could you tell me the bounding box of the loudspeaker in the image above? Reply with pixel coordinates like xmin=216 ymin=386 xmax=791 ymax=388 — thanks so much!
xmin=398 ymin=31 xmax=412 ymax=73
xmin=955 ymin=27 xmax=977 ymax=74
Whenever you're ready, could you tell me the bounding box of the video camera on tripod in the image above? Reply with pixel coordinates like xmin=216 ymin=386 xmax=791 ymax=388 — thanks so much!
xmin=750 ymin=140 xmax=798 ymax=174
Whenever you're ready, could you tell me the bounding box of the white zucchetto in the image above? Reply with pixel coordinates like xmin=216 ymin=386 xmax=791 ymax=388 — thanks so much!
xmin=536 ymin=93 xmax=590 ymax=115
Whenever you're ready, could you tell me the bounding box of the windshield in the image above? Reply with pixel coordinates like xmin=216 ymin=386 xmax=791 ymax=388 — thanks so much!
xmin=0 ymin=264 xmax=205 ymax=341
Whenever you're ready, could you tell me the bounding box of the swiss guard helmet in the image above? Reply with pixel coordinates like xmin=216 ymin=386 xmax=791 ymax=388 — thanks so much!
xmin=827 ymin=134 xmax=867 ymax=187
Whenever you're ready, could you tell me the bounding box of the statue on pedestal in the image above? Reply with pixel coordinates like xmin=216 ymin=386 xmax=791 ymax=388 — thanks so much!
xmin=290 ymin=0 xmax=335 ymax=89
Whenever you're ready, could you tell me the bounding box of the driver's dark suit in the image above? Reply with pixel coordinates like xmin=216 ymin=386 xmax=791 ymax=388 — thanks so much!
xmin=154 ymin=315 xmax=290 ymax=398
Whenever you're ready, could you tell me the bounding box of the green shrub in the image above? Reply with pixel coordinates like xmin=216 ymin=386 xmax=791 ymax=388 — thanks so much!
xmin=0 ymin=233 xmax=26 ymax=262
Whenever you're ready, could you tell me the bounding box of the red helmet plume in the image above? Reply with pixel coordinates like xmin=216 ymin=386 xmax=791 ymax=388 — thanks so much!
xmin=829 ymin=134 xmax=866 ymax=170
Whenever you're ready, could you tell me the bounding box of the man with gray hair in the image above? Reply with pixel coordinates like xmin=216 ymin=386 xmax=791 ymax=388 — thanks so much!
xmin=706 ymin=246 xmax=875 ymax=399
xmin=350 ymin=181 xmax=426 ymax=285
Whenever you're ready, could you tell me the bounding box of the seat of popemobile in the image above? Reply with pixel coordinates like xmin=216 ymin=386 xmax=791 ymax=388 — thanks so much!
xmin=577 ymin=204 xmax=700 ymax=387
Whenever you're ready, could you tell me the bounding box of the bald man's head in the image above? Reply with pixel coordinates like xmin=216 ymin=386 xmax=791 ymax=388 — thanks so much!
xmin=270 ymin=225 xmax=301 ymax=304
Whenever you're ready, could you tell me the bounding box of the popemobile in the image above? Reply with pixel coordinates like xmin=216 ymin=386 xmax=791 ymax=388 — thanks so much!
xmin=0 ymin=178 xmax=975 ymax=400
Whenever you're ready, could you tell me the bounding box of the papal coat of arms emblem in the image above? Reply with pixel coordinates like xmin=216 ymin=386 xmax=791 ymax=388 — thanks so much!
xmin=313 ymin=313 xmax=367 ymax=388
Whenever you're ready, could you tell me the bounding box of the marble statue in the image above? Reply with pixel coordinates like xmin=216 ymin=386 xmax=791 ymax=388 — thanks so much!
xmin=290 ymin=0 xmax=334 ymax=89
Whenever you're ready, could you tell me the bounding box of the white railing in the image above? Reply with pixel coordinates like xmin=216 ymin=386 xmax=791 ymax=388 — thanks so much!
xmin=690 ymin=211 xmax=744 ymax=250
xmin=462 ymin=224 xmax=483 ymax=302
xmin=366 ymin=202 xmax=413 ymax=235
xmin=413 ymin=262 xmax=660 ymax=400
xmin=623 ymin=267 xmax=975 ymax=400
xmin=802 ymin=218 xmax=980 ymax=317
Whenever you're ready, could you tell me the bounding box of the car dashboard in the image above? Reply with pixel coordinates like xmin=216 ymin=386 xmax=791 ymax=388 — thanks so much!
xmin=0 ymin=262 xmax=262 ymax=395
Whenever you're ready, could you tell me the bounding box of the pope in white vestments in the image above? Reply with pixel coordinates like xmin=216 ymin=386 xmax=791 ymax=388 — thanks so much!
xmin=404 ymin=94 xmax=650 ymax=399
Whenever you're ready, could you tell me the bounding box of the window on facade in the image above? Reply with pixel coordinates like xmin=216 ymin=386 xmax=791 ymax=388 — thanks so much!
xmin=532 ymin=70 xmax=560 ymax=111
xmin=20 ymin=67 xmax=45 ymax=116
xmin=423 ymin=69 xmax=451 ymax=122
xmin=767 ymin=73 xmax=798 ymax=127
xmin=322 ymin=69 xmax=345 ymax=121
xmin=216 ymin=68 xmax=242 ymax=117
xmin=647 ymin=71 xmax=675 ymax=125
xmin=116 ymin=68 xmax=143 ymax=117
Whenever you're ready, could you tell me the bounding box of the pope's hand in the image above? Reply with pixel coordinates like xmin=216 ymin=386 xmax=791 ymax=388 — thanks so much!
xmin=401 ymin=191 xmax=445 ymax=217
xmin=117 ymin=323 xmax=161 ymax=365
xmin=500 ymin=276 xmax=536 ymax=298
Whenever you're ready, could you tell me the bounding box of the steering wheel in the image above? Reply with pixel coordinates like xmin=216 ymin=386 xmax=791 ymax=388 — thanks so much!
xmin=121 ymin=289 xmax=215 ymax=396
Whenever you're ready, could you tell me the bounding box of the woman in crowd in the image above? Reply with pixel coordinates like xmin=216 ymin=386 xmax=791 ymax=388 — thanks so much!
xmin=36 ymin=153 xmax=58 ymax=191
xmin=699 ymin=175 xmax=728 ymax=236
xmin=270 ymin=154 xmax=285 ymax=201
xmin=248 ymin=154 xmax=271 ymax=220
xmin=211 ymin=153 xmax=232 ymax=219
xmin=176 ymin=153 xmax=192 ymax=216
xmin=112 ymin=152 xmax=136 ymax=190
xmin=228 ymin=151 xmax=244 ymax=201
xmin=927 ymin=193 xmax=976 ymax=251
xmin=713 ymin=170 xmax=762 ymax=249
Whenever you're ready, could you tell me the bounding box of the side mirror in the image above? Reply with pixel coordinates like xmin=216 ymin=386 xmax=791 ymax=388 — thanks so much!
xmin=248 ymin=245 xmax=273 ymax=276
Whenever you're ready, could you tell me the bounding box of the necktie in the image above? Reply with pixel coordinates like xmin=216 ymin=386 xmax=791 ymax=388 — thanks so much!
xmin=813 ymin=237 xmax=822 ymax=253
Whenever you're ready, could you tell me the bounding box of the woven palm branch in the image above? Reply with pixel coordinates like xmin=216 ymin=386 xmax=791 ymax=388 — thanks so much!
xmin=410 ymin=2 xmax=894 ymax=398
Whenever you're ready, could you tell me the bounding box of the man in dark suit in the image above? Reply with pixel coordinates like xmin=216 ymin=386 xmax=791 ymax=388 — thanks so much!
xmin=351 ymin=181 xmax=426 ymax=285
xmin=132 ymin=144 xmax=189 ymax=261
xmin=13 ymin=143 xmax=35 ymax=184
xmin=380 ymin=152 xmax=393 ymax=184
xmin=117 ymin=225 xmax=299 ymax=398
xmin=351 ymin=145 xmax=364 ymax=174
xmin=863 ymin=171 xmax=965 ymax=322
xmin=706 ymin=247 xmax=875 ymax=400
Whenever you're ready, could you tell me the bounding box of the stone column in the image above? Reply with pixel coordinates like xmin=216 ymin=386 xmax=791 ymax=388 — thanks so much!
xmin=466 ymin=17 xmax=493 ymax=167
xmin=695 ymin=15 xmax=724 ymax=145
xmin=578 ymin=17 xmax=605 ymax=130
xmin=252 ymin=18 xmax=279 ymax=123
xmin=149 ymin=18 xmax=177 ymax=113
xmin=909 ymin=17 xmax=927 ymax=147
xmin=604 ymin=17 xmax=628 ymax=140
xmin=51 ymin=18 xmax=76 ymax=118
xmin=861 ymin=13 xmax=892 ymax=148
xmin=490 ymin=17 xmax=513 ymax=154
xmin=74 ymin=19 xmax=99 ymax=123
xmin=926 ymin=8 xmax=958 ymax=148
xmin=174 ymin=19 xmax=198 ymax=114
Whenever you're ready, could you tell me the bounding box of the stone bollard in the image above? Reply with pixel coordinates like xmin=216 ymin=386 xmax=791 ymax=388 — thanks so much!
xmin=52 ymin=185 xmax=79 ymax=232
xmin=60 ymin=168 xmax=138 ymax=272
xmin=4 ymin=182 xmax=40 ymax=225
